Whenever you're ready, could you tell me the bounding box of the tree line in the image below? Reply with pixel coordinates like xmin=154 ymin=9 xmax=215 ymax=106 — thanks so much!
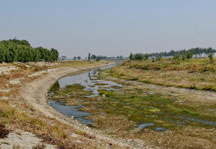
xmin=88 ymin=53 xmax=124 ymax=61
xmin=0 ymin=39 xmax=59 ymax=63
xmin=129 ymin=47 xmax=216 ymax=60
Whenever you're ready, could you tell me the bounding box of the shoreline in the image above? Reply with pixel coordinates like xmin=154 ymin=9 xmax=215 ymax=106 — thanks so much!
xmin=19 ymin=62 xmax=153 ymax=149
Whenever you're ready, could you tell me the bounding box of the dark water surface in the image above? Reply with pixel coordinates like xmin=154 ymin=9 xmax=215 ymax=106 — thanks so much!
xmin=48 ymin=100 xmax=93 ymax=125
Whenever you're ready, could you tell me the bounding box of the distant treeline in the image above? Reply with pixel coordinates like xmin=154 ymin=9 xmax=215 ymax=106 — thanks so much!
xmin=129 ymin=47 xmax=216 ymax=60
xmin=88 ymin=53 xmax=124 ymax=61
xmin=0 ymin=39 xmax=59 ymax=63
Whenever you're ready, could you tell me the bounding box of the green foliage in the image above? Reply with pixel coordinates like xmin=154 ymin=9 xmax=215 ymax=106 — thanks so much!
xmin=129 ymin=53 xmax=134 ymax=60
xmin=143 ymin=54 xmax=149 ymax=60
xmin=0 ymin=39 xmax=59 ymax=63
xmin=148 ymin=47 xmax=216 ymax=58
xmin=172 ymin=55 xmax=181 ymax=61
xmin=156 ymin=55 xmax=161 ymax=61
xmin=208 ymin=53 xmax=214 ymax=63
xmin=181 ymin=55 xmax=186 ymax=61
xmin=173 ymin=52 xmax=193 ymax=61
xmin=134 ymin=53 xmax=143 ymax=60
xmin=130 ymin=47 xmax=216 ymax=61
xmin=129 ymin=53 xmax=149 ymax=60
xmin=88 ymin=53 xmax=91 ymax=61
xmin=185 ymin=51 xmax=193 ymax=59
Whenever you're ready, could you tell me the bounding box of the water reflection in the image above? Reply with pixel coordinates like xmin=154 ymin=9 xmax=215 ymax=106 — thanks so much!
xmin=49 ymin=64 xmax=122 ymax=125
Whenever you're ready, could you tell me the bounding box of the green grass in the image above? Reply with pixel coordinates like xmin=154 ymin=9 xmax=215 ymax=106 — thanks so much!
xmin=50 ymin=83 xmax=92 ymax=104
xmin=97 ymin=89 xmax=216 ymax=129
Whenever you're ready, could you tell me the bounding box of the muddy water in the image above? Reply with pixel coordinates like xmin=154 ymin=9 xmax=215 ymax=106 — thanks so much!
xmin=48 ymin=64 xmax=122 ymax=125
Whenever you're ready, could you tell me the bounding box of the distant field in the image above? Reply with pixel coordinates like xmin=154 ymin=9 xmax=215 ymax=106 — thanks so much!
xmin=108 ymin=58 xmax=216 ymax=91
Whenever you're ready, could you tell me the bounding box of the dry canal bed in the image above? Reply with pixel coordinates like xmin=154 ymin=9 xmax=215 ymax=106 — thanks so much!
xmin=48 ymin=65 xmax=216 ymax=148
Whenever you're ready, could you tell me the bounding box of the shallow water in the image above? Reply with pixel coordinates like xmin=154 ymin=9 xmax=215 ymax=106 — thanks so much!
xmin=49 ymin=63 xmax=216 ymax=132
xmin=138 ymin=122 xmax=154 ymax=129
xmin=49 ymin=100 xmax=93 ymax=125
xmin=49 ymin=64 xmax=122 ymax=125
xmin=153 ymin=127 xmax=167 ymax=132
xmin=177 ymin=115 xmax=216 ymax=126
xmin=57 ymin=64 xmax=121 ymax=97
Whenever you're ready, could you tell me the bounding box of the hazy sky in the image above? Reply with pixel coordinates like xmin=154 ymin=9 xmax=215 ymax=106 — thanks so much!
xmin=1 ymin=0 xmax=216 ymax=57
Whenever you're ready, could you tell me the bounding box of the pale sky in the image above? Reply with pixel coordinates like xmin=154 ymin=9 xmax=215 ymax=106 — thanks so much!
xmin=1 ymin=0 xmax=216 ymax=58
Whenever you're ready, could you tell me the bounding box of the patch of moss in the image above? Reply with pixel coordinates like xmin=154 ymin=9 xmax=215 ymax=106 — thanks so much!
xmin=50 ymin=83 xmax=92 ymax=103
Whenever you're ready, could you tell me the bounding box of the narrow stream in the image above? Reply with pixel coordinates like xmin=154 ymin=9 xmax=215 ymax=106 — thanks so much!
xmin=48 ymin=64 xmax=122 ymax=125
xmin=48 ymin=63 xmax=216 ymax=132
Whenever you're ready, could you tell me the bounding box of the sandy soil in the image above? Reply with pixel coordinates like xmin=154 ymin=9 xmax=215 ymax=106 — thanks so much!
xmin=0 ymin=66 xmax=18 ymax=75
xmin=0 ymin=129 xmax=56 ymax=149
xmin=19 ymin=64 xmax=155 ymax=149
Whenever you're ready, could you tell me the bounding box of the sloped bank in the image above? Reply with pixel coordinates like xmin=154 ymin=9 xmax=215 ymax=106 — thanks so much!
xmin=20 ymin=63 xmax=155 ymax=149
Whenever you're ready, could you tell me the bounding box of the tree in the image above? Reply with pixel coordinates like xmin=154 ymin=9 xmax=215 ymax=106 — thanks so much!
xmin=134 ymin=53 xmax=143 ymax=60
xmin=185 ymin=52 xmax=193 ymax=59
xmin=50 ymin=48 xmax=59 ymax=61
xmin=143 ymin=54 xmax=149 ymax=60
xmin=208 ymin=53 xmax=214 ymax=63
xmin=91 ymin=54 xmax=97 ymax=60
xmin=88 ymin=53 xmax=91 ymax=61
xmin=6 ymin=48 xmax=17 ymax=62
xmin=33 ymin=48 xmax=41 ymax=62
xmin=0 ymin=39 xmax=60 ymax=63
xmin=0 ymin=46 xmax=6 ymax=63
xmin=129 ymin=53 xmax=134 ymax=60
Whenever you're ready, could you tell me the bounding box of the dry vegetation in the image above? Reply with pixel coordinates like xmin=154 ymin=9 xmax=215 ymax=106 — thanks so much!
xmin=96 ymin=66 xmax=216 ymax=149
xmin=109 ymin=58 xmax=216 ymax=91
xmin=0 ymin=60 xmax=115 ymax=148
xmin=2 ymin=58 xmax=216 ymax=148
xmin=49 ymin=59 xmax=216 ymax=148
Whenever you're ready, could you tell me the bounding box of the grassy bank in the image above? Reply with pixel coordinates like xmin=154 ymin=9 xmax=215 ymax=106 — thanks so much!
xmin=107 ymin=58 xmax=216 ymax=91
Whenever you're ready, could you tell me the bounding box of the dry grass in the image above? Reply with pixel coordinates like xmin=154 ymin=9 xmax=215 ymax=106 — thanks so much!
xmin=0 ymin=100 xmax=90 ymax=148
xmin=95 ymin=66 xmax=216 ymax=149
xmin=0 ymin=61 xmax=116 ymax=148
xmin=109 ymin=58 xmax=216 ymax=91
xmin=58 ymin=60 xmax=109 ymax=68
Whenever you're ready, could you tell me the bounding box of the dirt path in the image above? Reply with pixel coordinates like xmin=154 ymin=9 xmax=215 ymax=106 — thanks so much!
xmin=19 ymin=64 xmax=155 ymax=149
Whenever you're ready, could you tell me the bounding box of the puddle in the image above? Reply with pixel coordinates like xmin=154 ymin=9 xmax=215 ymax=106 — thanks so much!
xmin=153 ymin=127 xmax=167 ymax=132
xmin=138 ymin=122 xmax=154 ymax=129
xmin=137 ymin=122 xmax=167 ymax=132
xmin=159 ymin=112 xmax=216 ymax=127
xmin=164 ymin=118 xmax=185 ymax=125
xmin=48 ymin=100 xmax=93 ymax=125
xmin=177 ymin=116 xmax=216 ymax=126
